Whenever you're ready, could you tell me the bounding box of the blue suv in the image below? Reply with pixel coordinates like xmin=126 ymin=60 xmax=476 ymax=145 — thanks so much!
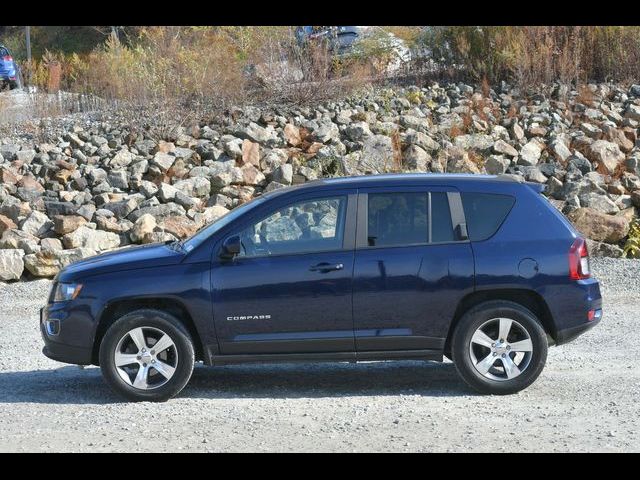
xmin=40 ymin=174 xmax=602 ymax=401
xmin=0 ymin=45 xmax=20 ymax=90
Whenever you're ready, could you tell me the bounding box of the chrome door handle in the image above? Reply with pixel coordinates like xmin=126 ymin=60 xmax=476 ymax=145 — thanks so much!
xmin=309 ymin=263 xmax=344 ymax=273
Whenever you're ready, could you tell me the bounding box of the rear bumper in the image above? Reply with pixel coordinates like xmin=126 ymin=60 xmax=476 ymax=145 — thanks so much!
xmin=555 ymin=313 xmax=601 ymax=345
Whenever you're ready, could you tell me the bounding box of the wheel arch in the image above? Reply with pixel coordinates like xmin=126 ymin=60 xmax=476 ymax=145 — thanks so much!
xmin=445 ymin=288 xmax=557 ymax=355
xmin=92 ymin=297 xmax=205 ymax=365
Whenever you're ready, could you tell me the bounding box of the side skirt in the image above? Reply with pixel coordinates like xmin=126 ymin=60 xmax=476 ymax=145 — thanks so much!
xmin=208 ymin=349 xmax=443 ymax=366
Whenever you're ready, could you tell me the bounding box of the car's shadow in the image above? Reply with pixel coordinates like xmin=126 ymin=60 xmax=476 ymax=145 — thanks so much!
xmin=0 ymin=361 xmax=473 ymax=405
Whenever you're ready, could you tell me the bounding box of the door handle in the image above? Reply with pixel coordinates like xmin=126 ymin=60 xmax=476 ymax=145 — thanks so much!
xmin=309 ymin=262 xmax=344 ymax=273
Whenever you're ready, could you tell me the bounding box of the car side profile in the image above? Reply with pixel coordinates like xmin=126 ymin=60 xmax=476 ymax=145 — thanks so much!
xmin=40 ymin=173 xmax=602 ymax=402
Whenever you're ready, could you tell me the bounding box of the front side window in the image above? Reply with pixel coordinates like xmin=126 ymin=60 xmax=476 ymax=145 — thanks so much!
xmin=238 ymin=196 xmax=347 ymax=257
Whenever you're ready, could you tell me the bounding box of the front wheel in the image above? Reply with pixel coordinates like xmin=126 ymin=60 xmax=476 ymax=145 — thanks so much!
xmin=99 ymin=309 xmax=195 ymax=402
xmin=451 ymin=301 xmax=548 ymax=395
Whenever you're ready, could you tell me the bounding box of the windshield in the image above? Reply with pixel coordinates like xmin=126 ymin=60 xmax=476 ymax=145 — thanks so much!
xmin=181 ymin=194 xmax=271 ymax=252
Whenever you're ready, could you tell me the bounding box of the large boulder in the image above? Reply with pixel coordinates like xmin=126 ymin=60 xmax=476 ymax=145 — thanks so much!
xmin=20 ymin=211 xmax=53 ymax=238
xmin=62 ymin=226 xmax=121 ymax=251
xmin=518 ymin=140 xmax=542 ymax=166
xmin=0 ymin=249 xmax=25 ymax=281
xmin=568 ymin=207 xmax=630 ymax=243
xmin=0 ymin=214 xmax=17 ymax=235
xmin=23 ymin=248 xmax=96 ymax=277
xmin=53 ymin=215 xmax=88 ymax=235
xmin=445 ymin=147 xmax=482 ymax=174
xmin=358 ymin=135 xmax=396 ymax=173
xmin=587 ymin=140 xmax=625 ymax=174
xmin=0 ymin=229 xmax=39 ymax=253
xmin=130 ymin=214 xmax=157 ymax=243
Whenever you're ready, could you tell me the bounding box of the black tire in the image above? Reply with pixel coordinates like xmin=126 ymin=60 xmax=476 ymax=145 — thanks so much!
xmin=451 ymin=300 xmax=548 ymax=395
xmin=99 ymin=309 xmax=195 ymax=402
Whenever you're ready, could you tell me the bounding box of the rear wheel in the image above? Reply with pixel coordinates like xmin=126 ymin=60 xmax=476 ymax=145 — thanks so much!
xmin=99 ymin=309 xmax=195 ymax=402
xmin=451 ymin=301 xmax=548 ymax=395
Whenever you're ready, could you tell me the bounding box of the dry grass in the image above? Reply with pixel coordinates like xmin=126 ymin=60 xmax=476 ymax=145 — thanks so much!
xmin=421 ymin=26 xmax=640 ymax=87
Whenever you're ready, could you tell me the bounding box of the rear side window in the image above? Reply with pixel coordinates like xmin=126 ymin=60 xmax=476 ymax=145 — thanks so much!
xmin=0 ymin=48 xmax=9 ymax=57
xmin=461 ymin=192 xmax=515 ymax=241
xmin=368 ymin=193 xmax=428 ymax=247
xmin=366 ymin=191 xmax=457 ymax=247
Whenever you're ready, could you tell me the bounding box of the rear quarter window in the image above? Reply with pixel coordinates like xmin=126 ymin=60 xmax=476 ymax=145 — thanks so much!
xmin=461 ymin=192 xmax=515 ymax=241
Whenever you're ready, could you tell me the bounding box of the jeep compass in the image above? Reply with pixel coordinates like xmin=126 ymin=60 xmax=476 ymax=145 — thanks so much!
xmin=40 ymin=174 xmax=602 ymax=401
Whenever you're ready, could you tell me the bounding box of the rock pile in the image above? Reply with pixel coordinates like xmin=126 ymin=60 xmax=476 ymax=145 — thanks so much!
xmin=1 ymin=81 xmax=639 ymax=280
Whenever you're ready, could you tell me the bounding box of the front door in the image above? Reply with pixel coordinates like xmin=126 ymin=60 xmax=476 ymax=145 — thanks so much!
xmin=211 ymin=190 xmax=357 ymax=355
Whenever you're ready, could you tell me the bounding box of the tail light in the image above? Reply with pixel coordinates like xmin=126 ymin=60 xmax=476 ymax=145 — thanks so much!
xmin=569 ymin=238 xmax=591 ymax=280
xmin=2 ymin=55 xmax=12 ymax=61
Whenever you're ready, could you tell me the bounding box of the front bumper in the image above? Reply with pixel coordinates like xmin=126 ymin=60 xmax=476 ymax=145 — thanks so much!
xmin=40 ymin=305 xmax=95 ymax=365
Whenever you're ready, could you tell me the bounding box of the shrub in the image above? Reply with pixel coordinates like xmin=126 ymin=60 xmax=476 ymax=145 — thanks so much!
xmin=624 ymin=218 xmax=640 ymax=259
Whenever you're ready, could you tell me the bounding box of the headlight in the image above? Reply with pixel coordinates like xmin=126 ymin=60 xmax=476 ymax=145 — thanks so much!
xmin=53 ymin=283 xmax=83 ymax=302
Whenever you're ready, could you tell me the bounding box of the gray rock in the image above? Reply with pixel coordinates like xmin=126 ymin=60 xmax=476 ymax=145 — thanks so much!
xmin=493 ymin=139 xmax=518 ymax=157
xmin=0 ymin=249 xmax=25 ymax=280
xmin=128 ymin=203 xmax=186 ymax=222
xmin=359 ymin=135 xmax=396 ymax=173
xmin=402 ymin=145 xmax=430 ymax=171
xmin=20 ymin=211 xmax=53 ymax=237
xmin=588 ymin=140 xmax=625 ymax=174
xmin=272 ymin=164 xmax=293 ymax=185
xmin=62 ymin=225 xmax=121 ymax=251
xmin=485 ymin=155 xmax=510 ymax=175
xmin=625 ymin=104 xmax=640 ymax=121
xmin=103 ymin=198 xmax=139 ymax=219
xmin=151 ymin=152 xmax=176 ymax=172
xmin=586 ymin=239 xmax=624 ymax=258
xmin=0 ymin=229 xmax=39 ymax=253
xmin=24 ymin=247 xmax=97 ymax=277
xmin=108 ymin=170 xmax=129 ymax=190
xmin=454 ymin=134 xmax=494 ymax=152
xmin=344 ymin=122 xmax=372 ymax=141
xmin=518 ymin=140 xmax=542 ymax=166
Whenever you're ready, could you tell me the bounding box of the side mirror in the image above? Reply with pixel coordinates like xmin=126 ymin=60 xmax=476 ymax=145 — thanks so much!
xmin=220 ymin=235 xmax=241 ymax=259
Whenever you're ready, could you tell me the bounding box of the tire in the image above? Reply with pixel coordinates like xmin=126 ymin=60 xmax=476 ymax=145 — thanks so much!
xmin=99 ymin=309 xmax=195 ymax=402
xmin=451 ymin=300 xmax=548 ymax=395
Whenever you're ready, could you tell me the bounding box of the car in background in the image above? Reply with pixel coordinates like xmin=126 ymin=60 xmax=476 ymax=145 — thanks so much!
xmin=0 ymin=45 xmax=21 ymax=90
xmin=295 ymin=26 xmax=361 ymax=57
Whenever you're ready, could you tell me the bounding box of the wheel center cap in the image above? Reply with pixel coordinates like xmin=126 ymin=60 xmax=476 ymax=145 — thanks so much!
xmin=140 ymin=351 xmax=153 ymax=363
xmin=494 ymin=342 xmax=508 ymax=355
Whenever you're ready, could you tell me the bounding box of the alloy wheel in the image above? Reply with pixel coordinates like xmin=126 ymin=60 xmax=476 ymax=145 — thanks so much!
xmin=114 ymin=327 xmax=178 ymax=390
xmin=468 ymin=317 xmax=533 ymax=381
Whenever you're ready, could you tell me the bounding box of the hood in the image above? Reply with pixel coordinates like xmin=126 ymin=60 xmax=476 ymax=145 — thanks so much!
xmin=58 ymin=242 xmax=185 ymax=282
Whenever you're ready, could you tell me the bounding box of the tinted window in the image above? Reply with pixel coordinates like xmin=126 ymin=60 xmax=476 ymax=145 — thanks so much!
xmin=238 ymin=196 xmax=346 ymax=257
xmin=461 ymin=192 xmax=515 ymax=241
xmin=0 ymin=48 xmax=8 ymax=57
xmin=367 ymin=193 xmax=428 ymax=247
xmin=431 ymin=192 xmax=455 ymax=242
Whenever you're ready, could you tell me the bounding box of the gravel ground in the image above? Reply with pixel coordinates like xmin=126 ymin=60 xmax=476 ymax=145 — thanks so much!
xmin=0 ymin=258 xmax=639 ymax=452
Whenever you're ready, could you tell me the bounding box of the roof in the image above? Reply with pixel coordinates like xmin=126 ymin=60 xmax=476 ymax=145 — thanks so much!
xmin=259 ymin=173 xmax=537 ymax=199
xmin=300 ymin=173 xmax=526 ymax=189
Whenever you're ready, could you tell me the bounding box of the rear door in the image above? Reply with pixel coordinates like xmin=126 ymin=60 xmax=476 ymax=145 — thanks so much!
xmin=352 ymin=186 xmax=475 ymax=354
